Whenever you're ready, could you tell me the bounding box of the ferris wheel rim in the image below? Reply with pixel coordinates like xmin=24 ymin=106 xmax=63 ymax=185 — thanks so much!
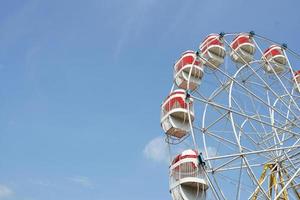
xmin=199 ymin=34 xmax=300 ymax=199
xmin=162 ymin=31 xmax=300 ymax=200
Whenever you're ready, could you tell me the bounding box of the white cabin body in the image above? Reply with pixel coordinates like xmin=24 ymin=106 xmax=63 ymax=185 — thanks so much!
xmin=174 ymin=50 xmax=204 ymax=91
xmin=170 ymin=149 xmax=208 ymax=200
xmin=261 ymin=45 xmax=287 ymax=74
xmin=161 ymin=90 xmax=194 ymax=138
xmin=230 ymin=34 xmax=255 ymax=63
xmin=199 ymin=34 xmax=226 ymax=69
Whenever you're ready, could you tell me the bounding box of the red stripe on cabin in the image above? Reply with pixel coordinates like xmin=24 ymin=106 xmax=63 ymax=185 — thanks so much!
xmin=164 ymin=91 xmax=185 ymax=103
xmin=267 ymin=49 xmax=281 ymax=57
xmin=201 ymin=37 xmax=223 ymax=53
xmin=179 ymin=154 xmax=198 ymax=160
xmin=164 ymin=97 xmax=189 ymax=112
xmin=171 ymin=154 xmax=198 ymax=170
xmin=231 ymin=36 xmax=251 ymax=50
xmin=264 ymin=46 xmax=283 ymax=58
xmin=172 ymin=154 xmax=198 ymax=164
xmin=176 ymin=55 xmax=201 ymax=71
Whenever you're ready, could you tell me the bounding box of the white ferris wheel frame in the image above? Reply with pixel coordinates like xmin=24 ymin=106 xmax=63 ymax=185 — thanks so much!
xmin=166 ymin=32 xmax=300 ymax=200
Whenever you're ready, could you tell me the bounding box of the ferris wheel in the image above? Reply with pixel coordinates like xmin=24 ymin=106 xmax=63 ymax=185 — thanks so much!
xmin=160 ymin=32 xmax=300 ymax=200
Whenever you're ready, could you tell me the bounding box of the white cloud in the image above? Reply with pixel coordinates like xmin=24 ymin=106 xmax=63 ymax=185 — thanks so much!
xmin=68 ymin=176 xmax=94 ymax=189
xmin=143 ymin=137 xmax=218 ymax=165
xmin=0 ymin=185 xmax=13 ymax=199
xmin=143 ymin=136 xmax=169 ymax=163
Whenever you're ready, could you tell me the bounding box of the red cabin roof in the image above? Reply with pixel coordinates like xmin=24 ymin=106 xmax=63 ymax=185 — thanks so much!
xmin=200 ymin=34 xmax=224 ymax=52
xmin=162 ymin=90 xmax=190 ymax=112
xmin=231 ymin=34 xmax=252 ymax=50
xmin=172 ymin=149 xmax=198 ymax=165
xmin=263 ymin=45 xmax=283 ymax=57
xmin=175 ymin=51 xmax=202 ymax=71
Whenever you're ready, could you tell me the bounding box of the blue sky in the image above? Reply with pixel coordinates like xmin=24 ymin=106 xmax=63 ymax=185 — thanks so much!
xmin=0 ymin=0 xmax=300 ymax=199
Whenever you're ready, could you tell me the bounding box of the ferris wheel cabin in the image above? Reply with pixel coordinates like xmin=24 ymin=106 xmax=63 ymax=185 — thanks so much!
xmin=230 ymin=33 xmax=256 ymax=63
xmin=294 ymin=70 xmax=300 ymax=92
xmin=199 ymin=34 xmax=226 ymax=69
xmin=174 ymin=50 xmax=204 ymax=91
xmin=161 ymin=90 xmax=194 ymax=139
xmin=261 ymin=45 xmax=287 ymax=74
xmin=170 ymin=149 xmax=208 ymax=200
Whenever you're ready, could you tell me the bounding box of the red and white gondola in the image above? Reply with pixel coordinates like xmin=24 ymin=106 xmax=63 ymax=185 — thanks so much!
xmin=261 ymin=45 xmax=287 ymax=74
xmin=230 ymin=33 xmax=256 ymax=63
xmin=174 ymin=50 xmax=204 ymax=91
xmin=169 ymin=149 xmax=208 ymax=200
xmin=160 ymin=89 xmax=194 ymax=139
xmin=199 ymin=34 xmax=226 ymax=69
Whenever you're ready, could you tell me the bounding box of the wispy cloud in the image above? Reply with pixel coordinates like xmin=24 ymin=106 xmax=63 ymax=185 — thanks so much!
xmin=28 ymin=179 xmax=53 ymax=187
xmin=0 ymin=185 xmax=14 ymax=199
xmin=67 ymin=176 xmax=94 ymax=189
xmin=113 ymin=0 xmax=159 ymax=61
xmin=143 ymin=136 xmax=169 ymax=163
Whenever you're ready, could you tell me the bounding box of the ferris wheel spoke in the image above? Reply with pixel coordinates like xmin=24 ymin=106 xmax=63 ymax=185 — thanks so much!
xmin=284 ymin=155 xmax=300 ymax=168
xmin=230 ymin=95 xmax=275 ymax=152
xmin=207 ymin=146 xmax=299 ymax=161
xmin=201 ymin=96 xmax=275 ymax=158
xmin=254 ymin=38 xmax=300 ymax=112
xmin=211 ymin=156 xmax=241 ymax=173
xmin=267 ymin=69 xmax=290 ymax=89
xmin=282 ymin=74 xmax=298 ymax=92
xmin=161 ymin=32 xmax=300 ymax=200
xmin=282 ymin=150 xmax=299 ymax=172
xmin=288 ymin=150 xmax=300 ymax=161
xmin=194 ymin=80 xmax=231 ymax=103
xmin=235 ymin=69 xmax=297 ymax=131
xmin=248 ymin=163 xmax=279 ymax=200
xmin=242 ymin=157 xmax=271 ymax=200
xmin=277 ymin=137 xmax=300 ymax=161
xmin=231 ymin=88 xmax=300 ymax=143
xmin=202 ymin=112 xmax=229 ymax=131
xmin=249 ymin=68 xmax=299 ymax=122
xmin=214 ymin=171 xmax=255 ymax=195
xmin=209 ymin=173 xmax=227 ymax=200
xmin=226 ymin=36 xmax=290 ymax=98
xmin=284 ymin=170 xmax=300 ymax=199
xmin=207 ymin=163 xmax=264 ymax=173
xmin=236 ymin=159 xmax=244 ymax=200
xmin=209 ymin=155 xmax=263 ymax=175
xmin=257 ymin=133 xmax=296 ymax=152
xmin=193 ymin=95 xmax=300 ymax=140
xmin=202 ymin=165 xmax=223 ymax=200
xmin=196 ymin=128 xmax=243 ymax=152
xmin=208 ymin=160 xmax=256 ymax=196
xmin=244 ymin=85 xmax=276 ymax=149
xmin=223 ymin=39 xmax=300 ymax=124
xmin=230 ymin=66 xmax=300 ymax=138
xmin=200 ymin=90 xmax=263 ymax=155
xmin=274 ymin=168 xmax=300 ymax=200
